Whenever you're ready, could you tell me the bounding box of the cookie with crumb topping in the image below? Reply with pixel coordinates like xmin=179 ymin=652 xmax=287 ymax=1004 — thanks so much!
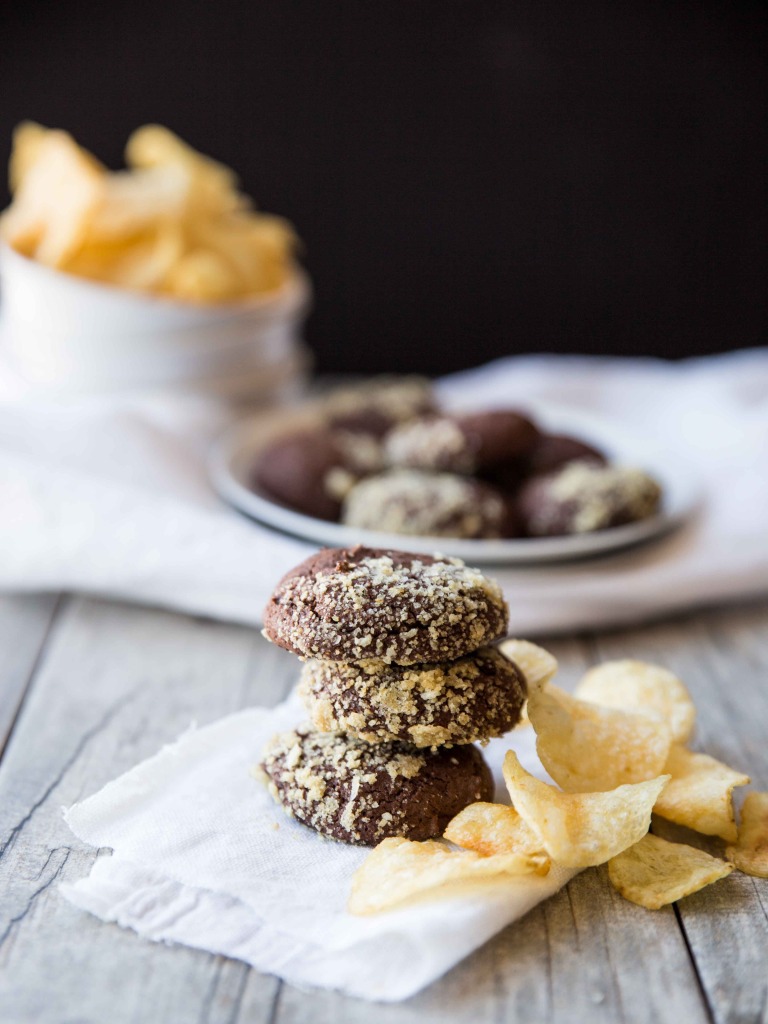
xmin=384 ymin=410 xmax=538 ymax=475
xmin=518 ymin=460 xmax=662 ymax=536
xmin=525 ymin=433 xmax=606 ymax=477
xmin=263 ymin=546 xmax=509 ymax=665
xmin=254 ymin=428 xmax=383 ymax=521
xmin=325 ymin=376 xmax=437 ymax=437
xmin=260 ymin=727 xmax=494 ymax=845
xmin=299 ymin=646 xmax=527 ymax=747
xmin=341 ymin=469 xmax=510 ymax=539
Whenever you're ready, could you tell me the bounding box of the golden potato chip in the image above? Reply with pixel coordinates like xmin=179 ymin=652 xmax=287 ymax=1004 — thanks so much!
xmin=189 ymin=214 xmax=296 ymax=294
xmin=163 ymin=248 xmax=243 ymax=302
xmin=1 ymin=128 xmax=105 ymax=267
xmin=575 ymin=659 xmax=695 ymax=744
xmin=503 ymin=750 xmax=669 ymax=868
xmin=528 ymin=684 xmax=672 ymax=792
xmin=498 ymin=639 xmax=558 ymax=694
xmin=608 ymin=832 xmax=733 ymax=909
xmin=65 ymin=225 xmax=184 ymax=291
xmin=653 ymin=745 xmax=750 ymax=843
xmin=85 ymin=166 xmax=190 ymax=243
xmin=348 ymin=836 xmax=547 ymax=915
xmin=8 ymin=121 xmax=49 ymax=192
xmin=125 ymin=124 xmax=243 ymax=218
xmin=726 ymin=791 xmax=768 ymax=877
xmin=443 ymin=801 xmax=549 ymax=872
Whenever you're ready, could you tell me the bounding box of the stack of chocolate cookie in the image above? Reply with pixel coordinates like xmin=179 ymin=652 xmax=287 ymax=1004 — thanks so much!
xmin=261 ymin=546 xmax=527 ymax=846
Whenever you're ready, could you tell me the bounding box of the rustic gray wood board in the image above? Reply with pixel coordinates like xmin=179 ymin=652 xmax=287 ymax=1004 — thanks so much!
xmin=0 ymin=595 xmax=766 ymax=1024
xmin=593 ymin=609 xmax=768 ymax=1024
xmin=0 ymin=594 xmax=58 ymax=754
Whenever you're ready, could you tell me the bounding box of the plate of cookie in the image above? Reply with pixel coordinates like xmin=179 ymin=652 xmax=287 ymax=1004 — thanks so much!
xmin=209 ymin=377 xmax=702 ymax=563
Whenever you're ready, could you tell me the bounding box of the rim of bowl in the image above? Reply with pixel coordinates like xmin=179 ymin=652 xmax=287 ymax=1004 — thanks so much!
xmin=0 ymin=240 xmax=311 ymax=317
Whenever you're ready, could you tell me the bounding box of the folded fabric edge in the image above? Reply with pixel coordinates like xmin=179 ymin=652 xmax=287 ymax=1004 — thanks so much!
xmin=60 ymin=857 xmax=577 ymax=1003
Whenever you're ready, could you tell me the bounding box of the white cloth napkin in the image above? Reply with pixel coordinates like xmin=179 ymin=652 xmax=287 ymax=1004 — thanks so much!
xmin=62 ymin=693 xmax=575 ymax=1001
xmin=1 ymin=348 xmax=767 ymax=634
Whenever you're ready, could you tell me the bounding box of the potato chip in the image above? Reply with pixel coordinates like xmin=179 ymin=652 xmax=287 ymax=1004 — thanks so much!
xmin=443 ymin=801 xmax=549 ymax=871
xmin=608 ymin=832 xmax=733 ymax=909
xmin=726 ymin=791 xmax=768 ymax=877
xmin=498 ymin=639 xmax=558 ymax=695
xmin=8 ymin=121 xmax=49 ymax=192
xmin=528 ymin=684 xmax=672 ymax=792
xmin=85 ymin=167 xmax=190 ymax=243
xmin=65 ymin=224 xmax=184 ymax=291
xmin=1 ymin=128 xmax=105 ymax=267
xmin=125 ymin=124 xmax=243 ymax=218
xmin=163 ymin=248 xmax=243 ymax=302
xmin=503 ymin=751 xmax=669 ymax=868
xmin=653 ymin=745 xmax=749 ymax=843
xmin=348 ymin=836 xmax=547 ymax=915
xmin=189 ymin=214 xmax=296 ymax=295
xmin=575 ymin=659 xmax=695 ymax=744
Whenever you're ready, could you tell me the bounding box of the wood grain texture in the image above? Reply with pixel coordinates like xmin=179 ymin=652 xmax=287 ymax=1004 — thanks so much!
xmin=0 ymin=594 xmax=59 ymax=754
xmin=0 ymin=596 xmax=292 ymax=1024
xmin=592 ymin=605 xmax=768 ymax=1024
xmin=0 ymin=599 xmax=765 ymax=1023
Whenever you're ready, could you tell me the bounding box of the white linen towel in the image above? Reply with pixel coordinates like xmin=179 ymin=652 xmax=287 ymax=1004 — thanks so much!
xmin=1 ymin=348 xmax=767 ymax=634
xmin=62 ymin=694 xmax=576 ymax=1002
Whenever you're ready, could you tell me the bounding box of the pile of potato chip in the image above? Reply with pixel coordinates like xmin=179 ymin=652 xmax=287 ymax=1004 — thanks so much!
xmin=349 ymin=641 xmax=766 ymax=915
xmin=1 ymin=122 xmax=297 ymax=303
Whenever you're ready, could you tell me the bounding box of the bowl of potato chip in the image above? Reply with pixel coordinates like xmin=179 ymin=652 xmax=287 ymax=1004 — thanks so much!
xmin=0 ymin=123 xmax=311 ymax=396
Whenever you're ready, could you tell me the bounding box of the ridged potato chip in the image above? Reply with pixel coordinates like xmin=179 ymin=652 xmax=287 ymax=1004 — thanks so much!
xmin=348 ymin=836 xmax=548 ymax=915
xmin=8 ymin=121 xmax=49 ymax=192
xmin=444 ymin=802 xmax=549 ymax=872
xmin=653 ymin=745 xmax=749 ymax=842
xmin=126 ymin=124 xmax=246 ymax=222
xmin=608 ymin=832 xmax=733 ymax=909
xmin=502 ymin=751 xmax=669 ymax=868
xmin=2 ymin=128 xmax=105 ymax=267
xmin=726 ymin=791 xmax=768 ymax=877
xmin=499 ymin=639 xmax=558 ymax=694
xmin=528 ymin=684 xmax=672 ymax=792
xmin=575 ymin=660 xmax=695 ymax=744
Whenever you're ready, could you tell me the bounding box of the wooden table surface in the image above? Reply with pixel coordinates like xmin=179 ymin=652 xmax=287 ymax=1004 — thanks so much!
xmin=0 ymin=593 xmax=766 ymax=1024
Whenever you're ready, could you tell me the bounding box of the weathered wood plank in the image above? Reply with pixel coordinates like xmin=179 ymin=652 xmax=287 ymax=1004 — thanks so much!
xmin=591 ymin=605 xmax=768 ymax=1024
xmin=3 ymin=599 xmax=764 ymax=1023
xmin=0 ymin=593 xmax=59 ymax=755
xmin=0 ymin=597 xmax=295 ymax=1024
xmin=270 ymin=637 xmax=709 ymax=1024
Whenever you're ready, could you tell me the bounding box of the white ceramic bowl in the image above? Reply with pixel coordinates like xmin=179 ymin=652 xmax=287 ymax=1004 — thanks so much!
xmin=0 ymin=242 xmax=312 ymax=396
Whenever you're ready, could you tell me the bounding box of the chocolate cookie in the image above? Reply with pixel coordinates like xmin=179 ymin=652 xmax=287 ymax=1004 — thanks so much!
xmin=261 ymin=727 xmax=494 ymax=845
xmin=263 ymin=546 xmax=509 ymax=664
xmin=518 ymin=461 xmax=663 ymax=537
xmin=526 ymin=433 xmax=607 ymax=476
xmin=299 ymin=646 xmax=527 ymax=747
xmin=254 ymin=428 xmax=383 ymax=521
xmin=341 ymin=469 xmax=508 ymax=539
xmin=326 ymin=376 xmax=437 ymax=438
xmin=384 ymin=409 xmax=538 ymax=474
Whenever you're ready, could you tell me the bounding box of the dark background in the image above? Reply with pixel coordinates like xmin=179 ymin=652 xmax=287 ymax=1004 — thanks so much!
xmin=1 ymin=1 xmax=765 ymax=374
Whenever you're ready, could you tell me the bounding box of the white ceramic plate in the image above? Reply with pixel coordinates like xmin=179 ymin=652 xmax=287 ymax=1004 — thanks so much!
xmin=209 ymin=401 xmax=702 ymax=564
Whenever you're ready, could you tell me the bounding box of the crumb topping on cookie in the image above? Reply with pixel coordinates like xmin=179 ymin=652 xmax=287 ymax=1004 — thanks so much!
xmin=524 ymin=461 xmax=662 ymax=535
xmin=299 ymin=647 xmax=526 ymax=746
xmin=341 ymin=469 xmax=506 ymax=539
xmin=264 ymin=546 xmax=509 ymax=664
xmin=261 ymin=727 xmax=493 ymax=845
xmin=384 ymin=417 xmax=474 ymax=473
